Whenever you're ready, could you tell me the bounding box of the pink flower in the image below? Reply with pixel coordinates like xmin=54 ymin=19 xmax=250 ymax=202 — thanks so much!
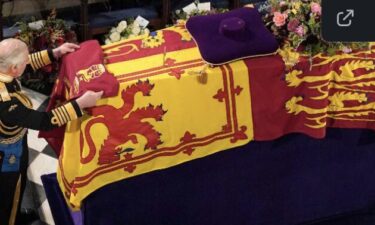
xmin=273 ymin=12 xmax=288 ymax=27
xmin=311 ymin=2 xmax=321 ymax=15
xmin=287 ymin=19 xmax=300 ymax=32
xmin=342 ymin=46 xmax=352 ymax=53
xmin=295 ymin=25 xmax=305 ymax=37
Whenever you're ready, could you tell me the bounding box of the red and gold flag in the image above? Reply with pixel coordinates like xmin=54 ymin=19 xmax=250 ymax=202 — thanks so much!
xmin=58 ymin=24 xmax=254 ymax=209
xmin=53 ymin=21 xmax=375 ymax=209
xmin=247 ymin=46 xmax=375 ymax=140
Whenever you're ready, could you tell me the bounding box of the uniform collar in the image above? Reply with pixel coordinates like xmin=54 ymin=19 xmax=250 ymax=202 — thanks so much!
xmin=0 ymin=72 xmax=14 ymax=83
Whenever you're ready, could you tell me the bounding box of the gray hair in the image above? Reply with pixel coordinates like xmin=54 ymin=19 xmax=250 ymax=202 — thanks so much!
xmin=0 ymin=38 xmax=28 ymax=71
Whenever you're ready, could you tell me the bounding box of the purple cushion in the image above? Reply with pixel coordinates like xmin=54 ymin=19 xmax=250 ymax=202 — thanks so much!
xmin=186 ymin=7 xmax=279 ymax=65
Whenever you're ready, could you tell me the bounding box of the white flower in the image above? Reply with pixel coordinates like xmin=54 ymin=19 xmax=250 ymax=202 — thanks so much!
xmin=105 ymin=38 xmax=112 ymax=44
xmin=132 ymin=20 xmax=140 ymax=28
xmin=109 ymin=31 xmax=121 ymax=42
xmin=131 ymin=25 xmax=141 ymax=35
xmin=143 ymin=28 xmax=150 ymax=35
xmin=175 ymin=9 xmax=181 ymax=14
xmin=110 ymin=28 xmax=116 ymax=33
xmin=116 ymin=20 xmax=127 ymax=33
xmin=28 ymin=20 xmax=44 ymax=30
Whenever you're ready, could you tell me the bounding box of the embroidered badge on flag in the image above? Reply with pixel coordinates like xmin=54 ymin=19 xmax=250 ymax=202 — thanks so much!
xmin=60 ymin=40 xmax=119 ymax=99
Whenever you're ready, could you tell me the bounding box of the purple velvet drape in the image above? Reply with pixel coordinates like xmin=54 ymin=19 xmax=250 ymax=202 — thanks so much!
xmin=43 ymin=128 xmax=375 ymax=225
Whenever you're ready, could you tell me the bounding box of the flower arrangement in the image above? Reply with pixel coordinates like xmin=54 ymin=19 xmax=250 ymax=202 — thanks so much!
xmin=263 ymin=0 xmax=369 ymax=56
xmin=104 ymin=19 xmax=150 ymax=44
xmin=14 ymin=9 xmax=77 ymax=94
xmin=16 ymin=9 xmax=77 ymax=57
xmin=172 ymin=1 xmax=228 ymax=22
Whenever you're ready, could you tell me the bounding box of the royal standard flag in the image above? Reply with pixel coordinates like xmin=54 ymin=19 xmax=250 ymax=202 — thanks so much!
xmin=57 ymin=23 xmax=254 ymax=209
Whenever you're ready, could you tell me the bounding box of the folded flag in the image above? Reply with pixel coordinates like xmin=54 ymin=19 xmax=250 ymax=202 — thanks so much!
xmin=39 ymin=40 xmax=119 ymax=155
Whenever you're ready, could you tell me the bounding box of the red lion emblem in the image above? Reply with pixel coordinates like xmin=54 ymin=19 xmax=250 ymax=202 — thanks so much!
xmin=80 ymin=80 xmax=166 ymax=165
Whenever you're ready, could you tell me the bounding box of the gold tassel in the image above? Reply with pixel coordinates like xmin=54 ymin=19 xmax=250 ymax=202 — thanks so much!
xmin=197 ymin=70 xmax=208 ymax=84
xmin=188 ymin=64 xmax=209 ymax=84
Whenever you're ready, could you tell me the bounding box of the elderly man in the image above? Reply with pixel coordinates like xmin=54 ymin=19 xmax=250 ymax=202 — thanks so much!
xmin=0 ymin=38 xmax=103 ymax=225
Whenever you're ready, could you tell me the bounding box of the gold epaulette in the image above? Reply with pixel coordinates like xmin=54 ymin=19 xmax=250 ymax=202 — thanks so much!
xmin=29 ymin=50 xmax=52 ymax=71
xmin=0 ymin=82 xmax=11 ymax=102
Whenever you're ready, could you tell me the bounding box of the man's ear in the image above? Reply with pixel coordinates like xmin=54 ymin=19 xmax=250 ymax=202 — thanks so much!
xmin=8 ymin=64 xmax=18 ymax=76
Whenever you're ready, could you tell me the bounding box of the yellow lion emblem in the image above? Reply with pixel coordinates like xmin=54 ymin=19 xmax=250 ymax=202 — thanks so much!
xmin=73 ymin=64 xmax=105 ymax=95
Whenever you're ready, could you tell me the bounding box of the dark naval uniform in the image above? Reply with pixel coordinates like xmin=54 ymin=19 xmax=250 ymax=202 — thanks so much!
xmin=0 ymin=50 xmax=83 ymax=225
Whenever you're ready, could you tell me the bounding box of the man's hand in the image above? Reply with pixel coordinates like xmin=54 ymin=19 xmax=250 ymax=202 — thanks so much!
xmin=53 ymin=43 xmax=80 ymax=59
xmin=76 ymin=91 xmax=104 ymax=109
